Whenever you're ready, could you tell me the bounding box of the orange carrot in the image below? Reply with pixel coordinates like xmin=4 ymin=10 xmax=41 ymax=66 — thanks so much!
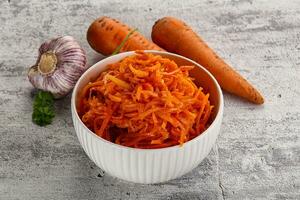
xmin=87 ymin=16 xmax=164 ymax=55
xmin=151 ymin=17 xmax=264 ymax=104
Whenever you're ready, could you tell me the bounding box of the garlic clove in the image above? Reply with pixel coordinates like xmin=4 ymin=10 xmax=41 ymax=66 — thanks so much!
xmin=28 ymin=36 xmax=87 ymax=99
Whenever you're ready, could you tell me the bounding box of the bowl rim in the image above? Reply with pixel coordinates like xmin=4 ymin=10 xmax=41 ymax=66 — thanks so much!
xmin=71 ymin=50 xmax=224 ymax=152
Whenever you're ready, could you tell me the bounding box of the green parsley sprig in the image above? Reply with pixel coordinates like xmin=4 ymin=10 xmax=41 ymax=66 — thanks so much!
xmin=32 ymin=91 xmax=55 ymax=126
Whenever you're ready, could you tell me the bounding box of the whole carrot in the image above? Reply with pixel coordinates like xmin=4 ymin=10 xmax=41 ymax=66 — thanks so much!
xmin=87 ymin=16 xmax=164 ymax=55
xmin=151 ymin=17 xmax=264 ymax=104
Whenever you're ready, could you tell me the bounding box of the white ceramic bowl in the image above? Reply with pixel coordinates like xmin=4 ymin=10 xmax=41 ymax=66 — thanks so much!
xmin=71 ymin=50 xmax=223 ymax=184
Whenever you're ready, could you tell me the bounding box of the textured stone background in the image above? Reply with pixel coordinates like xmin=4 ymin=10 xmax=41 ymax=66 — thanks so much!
xmin=0 ymin=0 xmax=299 ymax=199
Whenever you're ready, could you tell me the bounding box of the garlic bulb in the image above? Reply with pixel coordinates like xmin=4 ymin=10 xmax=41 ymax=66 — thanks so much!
xmin=28 ymin=36 xmax=87 ymax=98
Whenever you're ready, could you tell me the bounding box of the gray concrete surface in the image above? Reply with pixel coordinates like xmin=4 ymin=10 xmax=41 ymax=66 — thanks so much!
xmin=0 ymin=0 xmax=299 ymax=199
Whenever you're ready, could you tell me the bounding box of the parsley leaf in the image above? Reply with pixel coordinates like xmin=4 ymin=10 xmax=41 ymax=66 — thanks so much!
xmin=32 ymin=91 xmax=55 ymax=126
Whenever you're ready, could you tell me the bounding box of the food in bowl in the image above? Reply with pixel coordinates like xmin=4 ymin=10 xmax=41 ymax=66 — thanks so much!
xmin=77 ymin=51 xmax=213 ymax=149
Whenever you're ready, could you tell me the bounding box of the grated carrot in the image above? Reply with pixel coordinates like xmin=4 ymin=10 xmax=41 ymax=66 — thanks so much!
xmin=78 ymin=51 xmax=213 ymax=149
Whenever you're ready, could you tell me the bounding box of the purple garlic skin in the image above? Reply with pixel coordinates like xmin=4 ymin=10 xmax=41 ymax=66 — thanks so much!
xmin=28 ymin=36 xmax=87 ymax=99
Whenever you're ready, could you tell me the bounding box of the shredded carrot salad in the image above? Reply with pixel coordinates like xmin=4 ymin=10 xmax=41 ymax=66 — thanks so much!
xmin=78 ymin=51 xmax=213 ymax=149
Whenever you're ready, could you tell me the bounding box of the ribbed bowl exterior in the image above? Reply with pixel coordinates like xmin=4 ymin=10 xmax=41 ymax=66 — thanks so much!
xmin=71 ymin=104 xmax=222 ymax=184
xmin=71 ymin=51 xmax=223 ymax=184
